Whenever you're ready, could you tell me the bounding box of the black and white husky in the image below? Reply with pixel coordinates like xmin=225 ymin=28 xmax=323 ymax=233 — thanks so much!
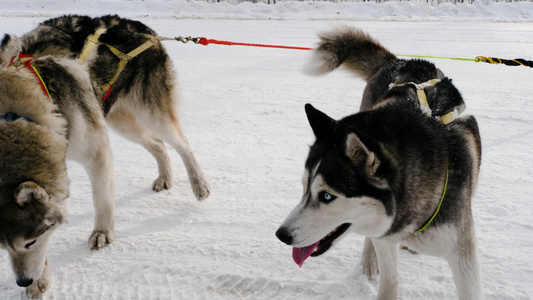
xmin=276 ymin=26 xmax=482 ymax=300
xmin=0 ymin=15 xmax=210 ymax=199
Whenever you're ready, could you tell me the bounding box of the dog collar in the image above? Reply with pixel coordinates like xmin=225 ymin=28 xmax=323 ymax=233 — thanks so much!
xmin=390 ymin=79 xmax=458 ymax=124
xmin=413 ymin=164 xmax=449 ymax=236
xmin=0 ymin=112 xmax=35 ymax=123
xmin=9 ymin=52 xmax=58 ymax=114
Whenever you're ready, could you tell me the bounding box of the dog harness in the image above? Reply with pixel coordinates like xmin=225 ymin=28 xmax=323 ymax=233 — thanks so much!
xmin=390 ymin=79 xmax=458 ymax=125
xmin=78 ymin=29 xmax=162 ymax=102
xmin=9 ymin=52 xmax=54 ymax=104
xmin=3 ymin=52 xmax=58 ymax=120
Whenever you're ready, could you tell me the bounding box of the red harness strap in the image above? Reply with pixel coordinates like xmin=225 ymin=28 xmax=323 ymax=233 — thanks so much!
xmin=10 ymin=52 xmax=53 ymax=102
xmin=9 ymin=52 xmax=56 ymax=113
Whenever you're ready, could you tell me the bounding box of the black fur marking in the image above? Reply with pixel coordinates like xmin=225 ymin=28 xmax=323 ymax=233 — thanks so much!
xmin=38 ymin=15 xmax=100 ymax=55
xmin=426 ymin=77 xmax=464 ymax=116
xmin=31 ymin=58 xmax=95 ymax=138
xmin=0 ymin=187 xmax=52 ymax=242
xmin=0 ymin=34 xmax=11 ymax=48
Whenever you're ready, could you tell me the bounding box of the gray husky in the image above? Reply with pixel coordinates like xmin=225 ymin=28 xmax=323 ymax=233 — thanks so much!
xmin=0 ymin=55 xmax=111 ymax=297
xmin=0 ymin=15 xmax=211 ymax=200
xmin=276 ymin=26 xmax=482 ymax=300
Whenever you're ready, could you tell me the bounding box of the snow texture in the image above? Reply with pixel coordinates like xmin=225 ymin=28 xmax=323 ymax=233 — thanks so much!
xmin=1 ymin=1 xmax=533 ymax=299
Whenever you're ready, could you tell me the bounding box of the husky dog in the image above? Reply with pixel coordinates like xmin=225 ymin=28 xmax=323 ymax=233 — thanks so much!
xmin=0 ymin=14 xmax=210 ymax=200
xmin=0 ymin=55 xmax=112 ymax=296
xmin=276 ymin=26 xmax=482 ymax=300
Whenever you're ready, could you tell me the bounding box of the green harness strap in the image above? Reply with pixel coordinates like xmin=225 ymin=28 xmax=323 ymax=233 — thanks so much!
xmin=413 ymin=165 xmax=450 ymax=236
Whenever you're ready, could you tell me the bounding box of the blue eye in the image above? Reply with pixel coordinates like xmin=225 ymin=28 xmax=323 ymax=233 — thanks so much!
xmin=319 ymin=191 xmax=337 ymax=204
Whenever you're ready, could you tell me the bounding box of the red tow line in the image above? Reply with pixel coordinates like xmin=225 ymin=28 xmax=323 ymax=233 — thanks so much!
xmin=197 ymin=37 xmax=312 ymax=51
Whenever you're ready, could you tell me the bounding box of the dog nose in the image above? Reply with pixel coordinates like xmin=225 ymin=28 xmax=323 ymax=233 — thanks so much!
xmin=16 ymin=277 xmax=33 ymax=287
xmin=276 ymin=227 xmax=293 ymax=245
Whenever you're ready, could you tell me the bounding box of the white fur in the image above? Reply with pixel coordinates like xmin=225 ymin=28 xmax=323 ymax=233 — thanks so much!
xmin=280 ymin=174 xmax=392 ymax=248
xmin=302 ymin=50 xmax=339 ymax=76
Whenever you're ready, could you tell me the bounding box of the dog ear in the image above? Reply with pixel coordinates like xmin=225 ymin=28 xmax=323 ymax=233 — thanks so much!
xmin=0 ymin=34 xmax=21 ymax=65
xmin=305 ymin=104 xmax=336 ymax=140
xmin=14 ymin=181 xmax=50 ymax=207
xmin=345 ymin=132 xmax=380 ymax=176
xmin=0 ymin=34 xmax=11 ymax=48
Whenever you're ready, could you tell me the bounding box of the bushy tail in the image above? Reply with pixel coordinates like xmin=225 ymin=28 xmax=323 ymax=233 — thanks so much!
xmin=304 ymin=26 xmax=397 ymax=81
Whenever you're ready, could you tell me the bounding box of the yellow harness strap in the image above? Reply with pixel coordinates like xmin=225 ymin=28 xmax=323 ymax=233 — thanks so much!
xmin=391 ymin=79 xmax=456 ymax=124
xmin=101 ymin=36 xmax=158 ymax=98
xmin=79 ymin=28 xmax=107 ymax=63
xmin=77 ymin=29 xmax=160 ymax=101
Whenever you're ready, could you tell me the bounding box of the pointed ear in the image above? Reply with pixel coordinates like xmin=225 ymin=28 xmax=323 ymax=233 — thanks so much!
xmin=14 ymin=181 xmax=49 ymax=207
xmin=0 ymin=34 xmax=21 ymax=65
xmin=0 ymin=34 xmax=13 ymax=49
xmin=305 ymin=104 xmax=336 ymax=140
xmin=345 ymin=132 xmax=380 ymax=176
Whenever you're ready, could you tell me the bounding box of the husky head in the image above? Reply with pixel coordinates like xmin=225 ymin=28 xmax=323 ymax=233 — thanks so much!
xmin=0 ymin=182 xmax=67 ymax=287
xmin=0 ymin=110 xmax=69 ymax=287
xmin=276 ymin=104 xmax=394 ymax=267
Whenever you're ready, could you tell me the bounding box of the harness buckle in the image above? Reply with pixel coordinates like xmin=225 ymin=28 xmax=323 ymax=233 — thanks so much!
xmin=11 ymin=59 xmax=23 ymax=68
xmin=176 ymin=36 xmax=201 ymax=44
xmin=118 ymin=53 xmax=131 ymax=61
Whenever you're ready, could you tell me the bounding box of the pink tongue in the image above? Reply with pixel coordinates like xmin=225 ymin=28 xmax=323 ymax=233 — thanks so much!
xmin=292 ymin=242 xmax=320 ymax=267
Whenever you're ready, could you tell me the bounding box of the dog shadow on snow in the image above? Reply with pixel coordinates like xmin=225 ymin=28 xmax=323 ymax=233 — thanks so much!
xmin=50 ymin=170 xmax=205 ymax=255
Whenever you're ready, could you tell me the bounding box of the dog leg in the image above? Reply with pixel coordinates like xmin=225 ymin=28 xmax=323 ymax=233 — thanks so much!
xmin=82 ymin=134 xmax=115 ymax=250
xmin=144 ymin=112 xmax=210 ymax=201
xmin=372 ymin=239 xmax=399 ymax=300
xmin=447 ymin=237 xmax=483 ymax=300
xmin=26 ymin=257 xmax=50 ymax=298
xmin=166 ymin=121 xmax=210 ymax=201
xmin=106 ymin=109 xmax=173 ymax=191
xmin=361 ymin=237 xmax=379 ymax=279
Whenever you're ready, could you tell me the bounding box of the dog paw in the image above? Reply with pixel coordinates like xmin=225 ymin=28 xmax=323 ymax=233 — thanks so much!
xmin=89 ymin=230 xmax=114 ymax=250
xmin=152 ymin=176 xmax=173 ymax=192
xmin=361 ymin=237 xmax=379 ymax=280
xmin=26 ymin=260 xmax=50 ymax=298
xmin=192 ymin=177 xmax=211 ymax=201
xmin=362 ymin=258 xmax=379 ymax=280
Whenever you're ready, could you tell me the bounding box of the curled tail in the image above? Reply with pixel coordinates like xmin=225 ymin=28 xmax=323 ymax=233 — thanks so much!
xmin=304 ymin=26 xmax=397 ymax=81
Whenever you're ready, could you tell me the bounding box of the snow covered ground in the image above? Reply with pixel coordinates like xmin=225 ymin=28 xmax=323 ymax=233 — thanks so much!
xmin=1 ymin=1 xmax=533 ymax=299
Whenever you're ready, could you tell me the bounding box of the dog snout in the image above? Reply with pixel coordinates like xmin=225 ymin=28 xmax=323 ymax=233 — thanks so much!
xmin=16 ymin=277 xmax=34 ymax=287
xmin=276 ymin=227 xmax=293 ymax=245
